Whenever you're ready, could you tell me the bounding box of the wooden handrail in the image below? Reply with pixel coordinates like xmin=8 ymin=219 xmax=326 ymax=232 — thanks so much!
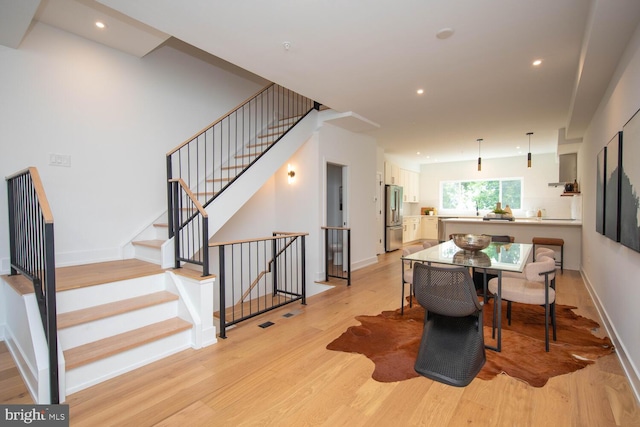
xmin=209 ymin=232 xmax=308 ymax=247
xmin=169 ymin=178 xmax=208 ymax=218
xmin=6 ymin=167 xmax=54 ymax=224
xmin=166 ymin=83 xmax=275 ymax=156
xmin=5 ymin=166 xmax=32 ymax=180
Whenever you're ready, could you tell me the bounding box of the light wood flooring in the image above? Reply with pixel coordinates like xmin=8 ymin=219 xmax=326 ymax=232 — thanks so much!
xmin=1 ymin=250 xmax=639 ymax=426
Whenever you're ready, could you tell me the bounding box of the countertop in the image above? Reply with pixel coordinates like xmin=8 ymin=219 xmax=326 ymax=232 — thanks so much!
xmin=440 ymin=217 xmax=582 ymax=226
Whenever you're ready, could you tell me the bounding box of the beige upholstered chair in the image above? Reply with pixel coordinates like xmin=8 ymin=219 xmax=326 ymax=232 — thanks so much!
xmin=401 ymin=244 xmax=426 ymax=312
xmin=488 ymin=255 xmax=557 ymax=351
xmin=500 ymin=247 xmax=555 ymax=280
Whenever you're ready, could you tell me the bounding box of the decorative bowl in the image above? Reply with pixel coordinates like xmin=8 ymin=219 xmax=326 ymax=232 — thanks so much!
xmin=453 ymin=250 xmax=491 ymax=267
xmin=451 ymin=233 xmax=491 ymax=252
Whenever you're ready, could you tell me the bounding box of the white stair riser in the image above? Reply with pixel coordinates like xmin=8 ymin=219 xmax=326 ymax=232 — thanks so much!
xmin=154 ymin=225 xmax=168 ymax=240
xmin=57 ymin=274 xmax=167 ymax=314
xmin=65 ymin=329 xmax=191 ymax=395
xmin=133 ymin=244 xmax=162 ymax=265
xmin=59 ymin=301 xmax=179 ymax=350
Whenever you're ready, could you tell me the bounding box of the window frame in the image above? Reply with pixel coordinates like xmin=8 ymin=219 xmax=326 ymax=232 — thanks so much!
xmin=438 ymin=177 xmax=524 ymax=213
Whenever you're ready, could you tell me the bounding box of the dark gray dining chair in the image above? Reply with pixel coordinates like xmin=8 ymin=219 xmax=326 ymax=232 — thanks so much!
xmin=412 ymin=263 xmax=486 ymax=387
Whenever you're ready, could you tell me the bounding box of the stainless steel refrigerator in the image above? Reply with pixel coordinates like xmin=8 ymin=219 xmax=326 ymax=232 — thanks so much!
xmin=385 ymin=185 xmax=404 ymax=251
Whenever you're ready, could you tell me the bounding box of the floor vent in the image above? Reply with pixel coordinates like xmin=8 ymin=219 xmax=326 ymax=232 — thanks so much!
xmin=258 ymin=321 xmax=275 ymax=328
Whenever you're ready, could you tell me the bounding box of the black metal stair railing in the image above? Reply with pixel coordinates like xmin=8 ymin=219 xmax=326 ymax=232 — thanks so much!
xmin=166 ymin=83 xmax=317 ymax=273
xmin=322 ymin=226 xmax=351 ymax=285
xmin=211 ymin=232 xmax=307 ymax=338
xmin=169 ymin=178 xmax=209 ymax=275
xmin=6 ymin=167 xmax=59 ymax=404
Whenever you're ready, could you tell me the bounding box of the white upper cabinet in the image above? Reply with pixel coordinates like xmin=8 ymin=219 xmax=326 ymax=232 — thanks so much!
xmin=385 ymin=161 xmax=420 ymax=203
xmin=384 ymin=161 xmax=400 ymax=185
xmin=400 ymin=168 xmax=419 ymax=203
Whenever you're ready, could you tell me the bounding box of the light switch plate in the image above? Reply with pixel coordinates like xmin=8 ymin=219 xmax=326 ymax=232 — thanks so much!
xmin=49 ymin=153 xmax=71 ymax=167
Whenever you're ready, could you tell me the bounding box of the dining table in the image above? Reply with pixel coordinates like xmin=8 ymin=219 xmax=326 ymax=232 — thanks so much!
xmin=401 ymin=239 xmax=533 ymax=352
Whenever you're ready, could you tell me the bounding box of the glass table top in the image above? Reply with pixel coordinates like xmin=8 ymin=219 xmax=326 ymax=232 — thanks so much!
xmin=402 ymin=240 xmax=533 ymax=273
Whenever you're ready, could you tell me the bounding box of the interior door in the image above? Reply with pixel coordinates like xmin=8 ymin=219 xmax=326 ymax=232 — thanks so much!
xmin=326 ymin=162 xmax=349 ymax=271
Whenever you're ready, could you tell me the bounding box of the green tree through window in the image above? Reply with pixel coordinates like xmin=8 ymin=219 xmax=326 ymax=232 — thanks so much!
xmin=440 ymin=178 xmax=522 ymax=211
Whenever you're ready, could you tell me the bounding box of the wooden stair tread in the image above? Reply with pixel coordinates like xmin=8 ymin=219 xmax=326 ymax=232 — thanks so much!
xmin=279 ymin=114 xmax=302 ymax=121
xmin=171 ymin=267 xmax=215 ymax=280
xmin=268 ymin=122 xmax=291 ymax=129
xmin=1 ymin=274 xmax=34 ymax=296
xmin=213 ymin=293 xmax=295 ymax=319
xmin=221 ymin=164 xmax=249 ymax=170
xmin=64 ymin=318 xmax=192 ymax=370
xmin=153 ymin=223 xmax=168 ymax=228
xmin=131 ymin=239 xmax=164 ymax=249
xmin=58 ymin=291 xmax=178 ymax=329
xmin=246 ymin=142 xmax=272 ymax=149
xmin=234 ymin=152 xmax=263 ymax=159
xmin=195 ymin=191 xmax=218 ymax=197
xmin=258 ymin=131 xmax=282 ymax=138
xmin=55 ymin=259 xmax=164 ymax=292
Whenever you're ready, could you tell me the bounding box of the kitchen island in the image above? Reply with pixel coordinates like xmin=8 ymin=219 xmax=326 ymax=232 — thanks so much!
xmin=440 ymin=217 xmax=582 ymax=270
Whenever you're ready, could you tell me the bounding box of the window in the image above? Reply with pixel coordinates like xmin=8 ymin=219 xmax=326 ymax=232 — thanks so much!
xmin=440 ymin=178 xmax=522 ymax=211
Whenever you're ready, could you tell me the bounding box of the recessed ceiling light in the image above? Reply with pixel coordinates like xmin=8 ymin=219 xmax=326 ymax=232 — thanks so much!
xmin=417 ymin=89 xmax=424 ymax=95
xmin=95 ymin=21 xmax=106 ymax=29
xmin=436 ymin=28 xmax=454 ymax=40
xmin=532 ymin=59 xmax=542 ymax=66
xmin=416 ymin=152 xmax=421 ymax=155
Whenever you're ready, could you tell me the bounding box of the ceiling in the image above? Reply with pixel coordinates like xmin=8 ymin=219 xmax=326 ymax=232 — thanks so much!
xmin=3 ymin=0 xmax=640 ymax=165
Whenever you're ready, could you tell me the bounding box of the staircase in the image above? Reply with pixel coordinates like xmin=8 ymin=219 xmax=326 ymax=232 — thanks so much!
xmin=2 ymin=84 xmax=315 ymax=403
xmin=54 ymin=260 xmax=215 ymax=397
xmin=131 ymin=84 xmax=318 ymax=270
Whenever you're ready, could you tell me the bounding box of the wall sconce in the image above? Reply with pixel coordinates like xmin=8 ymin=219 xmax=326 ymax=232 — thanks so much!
xmin=477 ymin=138 xmax=483 ymax=171
xmin=287 ymin=164 xmax=296 ymax=184
xmin=526 ymin=132 xmax=533 ymax=168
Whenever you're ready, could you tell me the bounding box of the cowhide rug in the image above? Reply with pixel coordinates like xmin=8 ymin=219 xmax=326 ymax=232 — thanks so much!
xmin=326 ymin=299 xmax=614 ymax=387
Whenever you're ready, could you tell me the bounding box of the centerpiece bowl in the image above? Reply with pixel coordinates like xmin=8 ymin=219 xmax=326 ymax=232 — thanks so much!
xmin=453 ymin=250 xmax=491 ymax=267
xmin=451 ymin=233 xmax=491 ymax=252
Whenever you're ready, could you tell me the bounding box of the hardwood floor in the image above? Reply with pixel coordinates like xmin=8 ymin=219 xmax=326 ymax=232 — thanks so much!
xmin=2 ymin=250 xmax=639 ymax=426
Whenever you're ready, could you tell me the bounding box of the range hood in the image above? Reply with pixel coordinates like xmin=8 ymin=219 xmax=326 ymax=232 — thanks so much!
xmin=548 ymin=153 xmax=577 ymax=187
xmin=548 ymin=129 xmax=581 ymax=186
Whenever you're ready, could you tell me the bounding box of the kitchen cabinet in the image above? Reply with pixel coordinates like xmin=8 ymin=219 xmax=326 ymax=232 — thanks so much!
xmin=399 ymin=169 xmax=420 ymax=203
xmin=384 ymin=161 xmax=400 ymax=185
xmin=403 ymin=217 xmax=421 ymax=243
xmin=421 ymin=216 xmax=438 ymax=240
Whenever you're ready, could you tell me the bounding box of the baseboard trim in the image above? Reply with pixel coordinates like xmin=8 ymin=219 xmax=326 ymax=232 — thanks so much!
xmin=580 ymin=269 xmax=640 ymax=405
xmin=52 ymin=247 xmax=124 ymax=268
xmin=352 ymin=256 xmax=379 ymax=271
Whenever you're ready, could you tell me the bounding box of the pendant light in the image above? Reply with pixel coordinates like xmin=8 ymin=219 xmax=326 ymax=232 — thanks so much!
xmin=526 ymin=132 xmax=533 ymax=168
xmin=477 ymin=138 xmax=483 ymax=171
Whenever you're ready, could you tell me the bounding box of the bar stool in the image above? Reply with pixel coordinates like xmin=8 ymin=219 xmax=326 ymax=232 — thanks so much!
xmin=532 ymin=237 xmax=564 ymax=273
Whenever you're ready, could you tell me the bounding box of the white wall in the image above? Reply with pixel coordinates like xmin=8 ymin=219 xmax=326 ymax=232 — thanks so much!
xmin=315 ymin=120 xmax=379 ymax=271
xmin=580 ymin=21 xmax=640 ymax=395
xmin=418 ymin=153 xmax=578 ymax=219
xmin=0 ymin=22 xmax=267 ymax=272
